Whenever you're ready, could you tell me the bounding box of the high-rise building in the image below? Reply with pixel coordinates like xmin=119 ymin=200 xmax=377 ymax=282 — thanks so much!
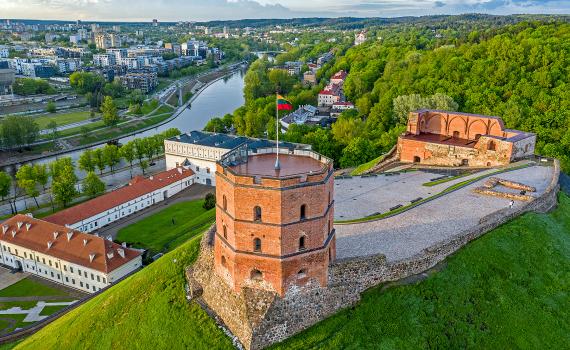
xmin=152 ymin=19 xmax=158 ymax=27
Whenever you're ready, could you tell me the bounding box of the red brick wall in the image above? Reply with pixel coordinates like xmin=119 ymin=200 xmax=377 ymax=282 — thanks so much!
xmin=214 ymin=162 xmax=335 ymax=297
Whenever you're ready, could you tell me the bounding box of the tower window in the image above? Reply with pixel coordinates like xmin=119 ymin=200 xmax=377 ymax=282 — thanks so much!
xmin=300 ymin=204 xmax=307 ymax=220
xmin=297 ymin=269 xmax=307 ymax=278
xmin=253 ymin=206 xmax=262 ymax=222
xmin=222 ymin=195 xmax=227 ymax=210
xmin=299 ymin=236 xmax=306 ymax=251
xmin=221 ymin=256 xmax=227 ymax=268
xmin=251 ymin=269 xmax=263 ymax=280
xmin=223 ymin=225 xmax=227 ymax=239
xmin=253 ymin=238 xmax=261 ymax=252
xmin=488 ymin=140 xmax=496 ymax=151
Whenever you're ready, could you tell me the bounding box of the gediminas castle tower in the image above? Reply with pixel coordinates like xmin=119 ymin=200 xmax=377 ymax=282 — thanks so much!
xmin=214 ymin=145 xmax=335 ymax=296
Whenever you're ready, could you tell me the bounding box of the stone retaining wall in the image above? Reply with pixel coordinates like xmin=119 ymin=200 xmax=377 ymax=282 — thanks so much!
xmin=187 ymin=160 xmax=560 ymax=350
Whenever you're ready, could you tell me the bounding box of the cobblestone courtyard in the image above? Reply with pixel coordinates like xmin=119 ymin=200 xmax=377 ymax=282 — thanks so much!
xmin=334 ymin=165 xmax=555 ymax=261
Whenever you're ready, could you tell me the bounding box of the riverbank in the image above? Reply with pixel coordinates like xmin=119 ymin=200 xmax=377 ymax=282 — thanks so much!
xmin=0 ymin=62 xmax=246 ymax=168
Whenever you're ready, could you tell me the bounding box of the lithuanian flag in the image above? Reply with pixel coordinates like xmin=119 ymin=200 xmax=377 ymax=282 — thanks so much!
xmin=277 ymin=94 xmax=293 ymax=111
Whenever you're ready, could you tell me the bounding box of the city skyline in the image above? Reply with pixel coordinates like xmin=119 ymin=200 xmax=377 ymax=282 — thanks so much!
xmin=1 ymin=0 xmax=568 ymax=22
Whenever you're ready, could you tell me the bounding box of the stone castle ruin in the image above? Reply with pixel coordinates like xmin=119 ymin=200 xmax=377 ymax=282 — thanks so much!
xmin=186 ymin=142 xmax=560 ymax=349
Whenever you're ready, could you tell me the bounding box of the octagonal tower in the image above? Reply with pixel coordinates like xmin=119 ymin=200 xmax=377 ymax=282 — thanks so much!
xmin=214 ymin=145 xmax=335 ymax=297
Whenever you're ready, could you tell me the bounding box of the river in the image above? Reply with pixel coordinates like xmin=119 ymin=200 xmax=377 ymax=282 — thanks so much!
xmin=32 ymin=69 xmax=246 ymax=166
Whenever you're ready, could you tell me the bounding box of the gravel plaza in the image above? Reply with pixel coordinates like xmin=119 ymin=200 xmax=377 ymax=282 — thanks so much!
xmin=334 ymin=164 xmax=555 ymax=261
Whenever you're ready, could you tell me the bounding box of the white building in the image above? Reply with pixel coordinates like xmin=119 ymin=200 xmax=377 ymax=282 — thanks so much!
xmin=355 ymin=31 xmax=367 ymax=46
xmin=55 ymin=58 xmax=81 ymax=74
xmin=93 ymin=54 xmax=115 ymax=67
xmin=45 ymin=167 xmax=195 ymax=233
xmin=164 ymin=131 xmax=309 ymax=186
xmin=0 ymin=214 xmax=143 ymax=294
xmin=0 ymin=46 xmax=9 ymax=58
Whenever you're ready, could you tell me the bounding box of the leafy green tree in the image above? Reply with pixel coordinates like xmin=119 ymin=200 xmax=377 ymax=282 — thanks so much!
xmin=52 ymin=170 xmax=78 ymax=208
xmin=203 ymin=193 xmax=216 ymax=210
xmin=69 ymin=71 xmax=104 ymax=94
xmin=139 ymin=160 xmax=149 ymax=175
xmin=46 ymin=101 xmax=57 ymax=113
xmin=16 ymin=164 xmax=40 ymax=208
xmin=393 ymin=93 xmax=458 ymax=125
xmin=47 ymin=120 xmax=58 ymax=145
xmin=103 ymin=144 xmax=121 ymax=173
xmin=340 ymin=137 xmax=376 ymax=168
xmin=133 ymin=139 xmax=147 ymax=165
xmin=78 ymin=149 xmax=96 ymax=173
xmin=82 ymin=172 xmax=105 ymax=198
xmin=331 ymin=117 xmax=366 ymax=146
xmin=0 ymin=172 xmax=12 ymax=202
xmin=120 ymin=142 xmax=136 ymax=178
xmin=33 ymin=164 xmax=49 ymax=191
xmin=0 ymin=116 xmax=39 ymax=150
xmin=93 ymin=148 xmax=106 ymax=175
xmin=101 ymin=96 xmax=119 ymax=126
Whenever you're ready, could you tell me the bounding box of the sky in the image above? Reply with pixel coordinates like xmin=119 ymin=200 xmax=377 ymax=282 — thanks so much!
xmin=0 ymin=0 xmax=568 ymax=22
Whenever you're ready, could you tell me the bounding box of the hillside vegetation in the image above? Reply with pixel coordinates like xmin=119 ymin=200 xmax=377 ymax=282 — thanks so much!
xmin=10 ymin=193 xmax=570 ymax=349
xmin=211 ymin=21 xmax=570 ymax=170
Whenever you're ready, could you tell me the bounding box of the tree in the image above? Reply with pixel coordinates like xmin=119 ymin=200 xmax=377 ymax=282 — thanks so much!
xmin=103 ymin=144 xmax=121 ymax=173
xmin=69 ymin=71 xmax=104 ymax=94
xmin=340 ymin=137 xmax=377 ymax=168
xmin=33 ymin=164 xmax=49 ymax=191
xmin=101 ymin=96 xmax=120 ymax=126
xmin=93 ymin=148 xmax=106 ymax=175
xmin=82 ymin=172 xmax=105 ymax=198
xmin=120 ymin=142 xmax=136 ymax=178
xmin=393 ymin=93 xmax=458 ymax=125
xmin=331 ymin=116 xmax=366 ymax=146
xmin=203 ymin=192 xmax=216 ymax=210
xmin=52 ymin=171 xmax=78 ymax=208
xmin=78 ymin=149 xmax=96 ymax=173
xmin=47 ymin=120 xmax=58 ymax=145
xmin=133 ymin=139 xmax=147 ymax=165
xmin=46 ymin=101 xmax=57 ymax=113
xmin=16 ymin=164 xmax=40 ymax=208
xmin=139 ymin=159 xmax=149 ymax=174
xmin=0 ymin=116 xmax=39 ymax=150
xmin=0 ymin=172 xmax=11 ymax=203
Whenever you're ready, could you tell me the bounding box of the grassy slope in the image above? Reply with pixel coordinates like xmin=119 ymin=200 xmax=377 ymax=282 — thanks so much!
xmin=273 ymin=193 xmax=570 ymax=349
xmin=14 ymin=235 xmax=233 ymax=350
xmin=11 ymin=194 xmax=570 ymax=349
xmin=0 ymin=279 xmax=67 ymax=298
xmin=116 ymin=200 xmax=215 ymax=254
xmin=34 ymin=111 xmax=93 ymax=130
xmin=350 ymin=155 xmax=383 ymax=176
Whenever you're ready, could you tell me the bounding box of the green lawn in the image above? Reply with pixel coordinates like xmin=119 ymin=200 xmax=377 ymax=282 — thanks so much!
xmin=34 ymin=110 xmax=94 ymax=130
xmin=350 ymin=155 xmax=383 ymax=176
xmin=0 ymin=279 xmax=67 ymax=298
xmin=149 ymin=104 xmax=174 ymax=116
xmin=116 ymin=199 xmax=215 ymax=255
xmin=39 ymin=305 xmax=68 ymax=316
xmin=0 ymin=301 xmax=38 ymax=311
xmin=274 ymin=193 xmax=570 ymax=349
xmin=0 ymin=314 xmax=30 ymax=335
xmin=11 ymin=193 xmax=570 ymax=349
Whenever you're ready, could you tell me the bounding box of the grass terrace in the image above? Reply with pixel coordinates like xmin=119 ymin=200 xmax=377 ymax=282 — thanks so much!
xmin=0 ymin=279 xmax=67 ymax=298
xmin=34 ymin=110 xmax=95 ymax=130
xmin=116 ymin=199 xmax=215 ymax=255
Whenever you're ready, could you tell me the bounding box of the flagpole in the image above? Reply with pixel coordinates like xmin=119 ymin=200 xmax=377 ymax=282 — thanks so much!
xmin=275 ymin=91 xmax=280 ymax=170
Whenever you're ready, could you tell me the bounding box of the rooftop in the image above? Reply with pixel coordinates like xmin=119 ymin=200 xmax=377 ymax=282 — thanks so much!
xmin=45 ymin=167 xmax=194 ymax=227
xmin=1 ymin=214 xmax=141 ymax=273
xmin=228 ymin=153 xmax=326 ymax=178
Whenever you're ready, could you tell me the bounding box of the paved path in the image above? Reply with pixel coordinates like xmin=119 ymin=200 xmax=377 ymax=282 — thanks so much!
xmin=96 ymin=184 xmax=214 ymax=239
xmin=0 ymin=300 xmax=77 ymax=322
xmin=0 ymin=268 xmax=28 ymax=291
xmin=335 ymin=164 xmax=526 ymax=220
xmin=335 ymin=165 xmax=554 ymax=261
xmin=0 ymin=295 xmax=75 ymax=302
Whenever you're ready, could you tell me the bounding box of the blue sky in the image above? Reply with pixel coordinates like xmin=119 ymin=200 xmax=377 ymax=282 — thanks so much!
xmin=1 ymin=0 xmax=568 ymax=21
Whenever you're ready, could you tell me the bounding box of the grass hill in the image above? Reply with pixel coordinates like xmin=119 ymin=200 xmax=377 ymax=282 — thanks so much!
xmin=8 ymin=194 xmax=570 ymax=349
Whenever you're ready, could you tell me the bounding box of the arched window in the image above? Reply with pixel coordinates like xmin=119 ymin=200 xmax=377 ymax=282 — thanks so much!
xmin=299 ymin=236 xmax=306 ymax=251
xmin=222 ymin=195 xmax=227 ymax=210
xmin=253 ymin=238 xmax=261 ymax=252
xmin=223 ymin=225 xmax=227 ymax=239
xmin=251 ymin=269 xmax=263 ymax=280
xmin=253 ymin=206 xmax=262 ymax=222
xmin=300 ymin=204 xmax=307 ymax=220
xmin=488 ymin=140 xmax=496 ymax=151
xmin=413 ymin=156 xmax=421 ymax=163
xmin=221 ymin=256 xmax=227 ymax=268
xmin=297 ymin=269 xmax=307 ymax=278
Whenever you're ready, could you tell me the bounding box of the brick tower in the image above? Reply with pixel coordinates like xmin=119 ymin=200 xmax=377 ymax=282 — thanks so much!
xmin=214 ymin=145 xmax=335 ymax=297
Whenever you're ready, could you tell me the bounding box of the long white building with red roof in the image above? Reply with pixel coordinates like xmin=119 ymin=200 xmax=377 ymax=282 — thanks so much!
xmin=0 ymin=214 xmax=142 ymax=293
xmin=45 ymin=166 xmax=195 ymax=233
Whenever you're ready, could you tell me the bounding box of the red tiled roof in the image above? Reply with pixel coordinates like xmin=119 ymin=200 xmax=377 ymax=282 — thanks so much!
xmin=45 ymin=167 xmax=194 ymax=227
xmin=332 ymin=70 xmax=347 ymax=80
xmin=319 ymin=90 xmax=335 ymax=95
xmin=1 ymin=214 xmax=142 ymax=273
